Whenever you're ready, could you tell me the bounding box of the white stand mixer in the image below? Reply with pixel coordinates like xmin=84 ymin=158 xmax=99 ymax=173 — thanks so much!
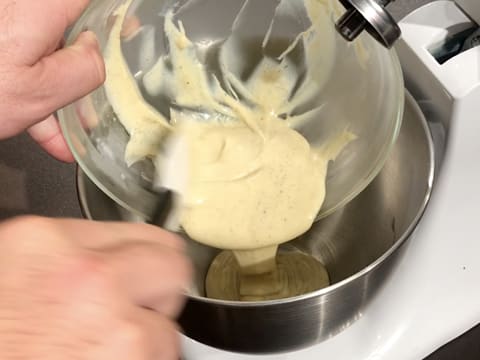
xmin=181 ymin=1 xmax=480 ymax=358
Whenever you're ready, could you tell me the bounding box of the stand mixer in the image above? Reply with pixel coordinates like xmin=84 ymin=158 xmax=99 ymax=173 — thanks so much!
xmin=66 ymin=0 xmax=480 ymax=358
xmin=180 ymin=0 xmax=480 ymax=357
xmin=336 ymin=0 xmax=401 ymax=48
xmin=182 ymin=0 xmax=480 ymax=358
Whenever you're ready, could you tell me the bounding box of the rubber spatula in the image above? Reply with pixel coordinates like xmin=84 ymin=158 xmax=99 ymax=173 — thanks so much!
xmin=148 ymin=132 xmax=188 ymax=231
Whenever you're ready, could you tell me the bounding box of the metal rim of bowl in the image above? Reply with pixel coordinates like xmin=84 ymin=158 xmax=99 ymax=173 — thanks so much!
xmin=76 ymin=90 xmax=435 ymax=308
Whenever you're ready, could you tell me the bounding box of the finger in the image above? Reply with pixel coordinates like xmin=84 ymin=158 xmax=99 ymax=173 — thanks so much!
xmin=143 ymin=291 xmax=188 ymax=319
xmin=101 ymin=241 xmax=192 ymax=316
xmin=27 ymin=0 xmax=92 ymax=30
xmin=23 ymin=31 xmax=105 ymax=122
xmin=55 ymin=219 xmax=186 ymax=252
xmin=127 ymin=308 xmax=181 ymax=360
xmin=121 ymin=16 xmax=142 ymax=39
xmin=46 ymin=218 xmax=192 ymax=314
xmin=6 ymin=0 xmax=92 ymax=65
xmin=62 ymin=0 xmax=92 ymax=27
xmin=56 ymin=37 xmax=66 ymax=52
xmin=27 ymin=114 xmax=75 ymax=163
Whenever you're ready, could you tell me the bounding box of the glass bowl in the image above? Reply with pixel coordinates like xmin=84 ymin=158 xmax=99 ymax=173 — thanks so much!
xmin=59 ymin=0 xmax=404 ymax=220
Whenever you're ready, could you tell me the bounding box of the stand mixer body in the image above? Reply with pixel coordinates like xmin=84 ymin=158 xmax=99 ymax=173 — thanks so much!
xmin=178 ymin=1 xmax=480 ymax=357
xmin=78 ymin=0 xmax=480 ymax=357
xmin=336 ymin=0 xmax=480 ymax=47
xmin=69 ymin=0 xmax=480 ymax=357
xmin=186 ymin=1 xmax=480 ymax=358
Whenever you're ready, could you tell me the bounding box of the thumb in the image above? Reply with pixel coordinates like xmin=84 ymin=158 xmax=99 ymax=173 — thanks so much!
xmin=28 ymin=114 xmax=75 ymax=163
xmin=26 ymin=31 xmax=106 ymax=122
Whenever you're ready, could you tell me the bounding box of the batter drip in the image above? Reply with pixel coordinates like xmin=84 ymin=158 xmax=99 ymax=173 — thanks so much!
xmin=206 ymin=250 xmax=330 ymax=301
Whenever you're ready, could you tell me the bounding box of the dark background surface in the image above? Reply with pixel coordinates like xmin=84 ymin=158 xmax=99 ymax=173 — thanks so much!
xmin=0 ymin=0 xmax=478 ymax=358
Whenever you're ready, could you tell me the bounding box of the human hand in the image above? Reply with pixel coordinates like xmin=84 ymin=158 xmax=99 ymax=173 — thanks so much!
xmin=0 ymin=0 xmax=105 ymax=162
xmin=0 ymin=216 xmax=191 ymax=359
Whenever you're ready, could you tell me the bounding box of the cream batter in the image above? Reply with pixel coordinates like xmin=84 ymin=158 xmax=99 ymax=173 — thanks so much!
xmin=104 ymin=0 xmax=355 ymax=301
xmin=104 ymin=1 xmax=172 ymax=166
xmin=206 ymin=250 xmax=330 ymax=301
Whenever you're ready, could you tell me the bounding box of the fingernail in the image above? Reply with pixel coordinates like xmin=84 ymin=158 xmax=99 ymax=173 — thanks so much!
xmin=79 ymin=30 xmax=100 ymax=50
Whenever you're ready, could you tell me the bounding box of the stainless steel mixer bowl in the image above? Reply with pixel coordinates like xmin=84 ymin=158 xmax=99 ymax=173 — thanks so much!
xmin=77 ymin=92 xmax=434 ymax=353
